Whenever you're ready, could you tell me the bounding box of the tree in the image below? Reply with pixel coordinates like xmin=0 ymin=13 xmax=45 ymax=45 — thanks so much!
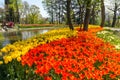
xmin=82 ymin=0 xmax=101 ymax=31
xmin=4 ymin=0 xmax=21 ymax=23
xmin=28 ymin=5 xmax=41 ymax=24
xmin=42 ymin=0 xmax=69 ymax=24
xmin=89 ymin=1 xmax=101 ymax=25
xmin=100 ymin=0 xmax=105 ymax=27
xmin=19 ymin=1 xmax=42 ymax=24
xmin=5 ymin=0 xmax=10 ymax=22
xmin=19 ymin=1 xmax=30 ymax=24
xmin=83 ymin=0 xmax=92 ymax=31
xmin=0 ymin=8 xmax=5 ymax=22
xmin=42 ymin=0 xmax=103 ymax=31
xmin=23 ymin=1 xmax=29 ymax=23
xmin=15 ymin=0 xmax=20 ymax=23
xmin=76 ymin=0 xmax=85 ymax=28
xmin=108 ymin=0 xmax=120 ymax=27
xmin=66 ymin=0 xmax=74 ymax=30
xmin=42 ymin=0 xmax=55 ymax=24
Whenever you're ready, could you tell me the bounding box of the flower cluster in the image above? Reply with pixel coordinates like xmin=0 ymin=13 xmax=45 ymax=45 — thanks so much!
xmin=0 ymin=28 xmax=77 ymax=64
xmin=21 ymin=28 xmax=120 ymax=80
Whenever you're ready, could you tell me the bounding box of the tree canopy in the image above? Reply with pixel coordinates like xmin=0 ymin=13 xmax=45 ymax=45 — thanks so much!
xmin=0 ymin=0 xmax=119 ymax=29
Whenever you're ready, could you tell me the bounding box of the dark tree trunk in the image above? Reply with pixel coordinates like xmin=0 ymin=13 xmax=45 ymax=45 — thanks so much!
xmin=83 ymin=7 xmax=91 ymax=31
xmin=77 ymin=0 xmax=84 ymax=29
xmin=5 ymin=0 xmax=10 ymax=22
xmin=100 ymin=0 xmax=105 ymax=27
xmin=9 ymin=8 xmax=14 ymax=22
xmin=112 ymin=3 xmax=117 ymax=27
xmin=58 ymin=1 xmax=61 ymax=24
xmin=112 ymin=11 xmax=117 ymax=27
xmin=15 ymin=0 xmax=20 ymax=23
xmin=107 ymin=15 xmax=111 ymax=26
xmin=80 ymin=5 xmax=84 ymax=27
xmin=79 ymin=6 xmax=82 ymax=27
xmin=51 ymin=11 xmax=54 ymax=24
xmin=90 ymin=4 xmax=96 ymax=24
xmin=61 ymin=2 xmax=64 ymax=24
xmin=51 ymin=1 xmax=54 ymax=24
xmin=83 ymin=0 xmax=92 ymax=31
xmin=67 ymin=0 xmax=74 ymax=30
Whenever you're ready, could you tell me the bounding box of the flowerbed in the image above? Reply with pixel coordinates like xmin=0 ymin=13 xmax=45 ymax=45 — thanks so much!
xmin=0 ymin=26 xmax=120 ymax=80
xmin=0 ymin=28 xmax=77 ymax=64
xmin=21 ymin=28 xmax=120 ymax=80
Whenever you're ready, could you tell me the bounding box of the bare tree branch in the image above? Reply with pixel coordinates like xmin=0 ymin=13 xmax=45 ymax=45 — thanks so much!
xmin=108 ymin=8 xmax=114 ymax=11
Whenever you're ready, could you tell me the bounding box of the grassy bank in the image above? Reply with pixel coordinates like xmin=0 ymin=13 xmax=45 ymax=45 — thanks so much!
xmin=97 ymin=29 xmax=120 ymax=50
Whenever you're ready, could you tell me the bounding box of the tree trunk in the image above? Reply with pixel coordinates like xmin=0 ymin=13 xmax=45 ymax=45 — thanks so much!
xmin=77 ymin=0 xmax=84 ymax=29
xmin=61 ymin=2 xmax=64 ymax=24
xmin=83 ymin=7 xmax=91 ymax=31
xmin=79 ymin=6 xmax=82 ymax=27
xmin=112 ymin=3 xmax=117 ymax=27
xmin=67 ymin=0 xmax=74 ymax=30
xmin=112 ymin=12 xmax=117 ymax=27
xmin=100 ymin=0 xmax=105 ymax=27
xmin=5 ymin=0 xmax=10 ymax=22
xmin=107 ymin=14 xmax=111 ymax=26
xmin=51 ymin=11 xmax=54 ymax=24
xmin=15 ymin=0 xmax=20 ymax=23
xmin=9 ymin=8 xmax=14 ymax=22
xmin=58 ymin=2 xmax=61 ymax=24
xmin=90 ymin=4 xmax=96 ymax=24
xmin=51 ymin=2 xmax=54 ymax=24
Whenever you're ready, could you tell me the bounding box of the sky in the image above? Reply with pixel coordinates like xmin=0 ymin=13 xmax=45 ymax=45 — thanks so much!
xmin=0 ymin=0 xmax=49 ymax=18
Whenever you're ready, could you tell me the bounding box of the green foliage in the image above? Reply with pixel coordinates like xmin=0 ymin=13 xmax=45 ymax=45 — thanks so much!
xmin=0 ymin=34 xmax=4 ymax=40
xmin=102 ymin=72 xmax=119 ymax=80
xmin=97 ymin=29 xmax=120 ymax=50
xmin=49 ymin=69 xmax=62 ymax=80
xmin=27 ymin=5 xmax=42 ymax=24
xmin=0 ymin=60 xmax=43 ymax=80
xmin=94 ymin=60 xmax=103 ymax=69
xmin=102 ymin=74 xmax=113 ymax=80
xmin=0 ymin=60 xmax=26 ymax=80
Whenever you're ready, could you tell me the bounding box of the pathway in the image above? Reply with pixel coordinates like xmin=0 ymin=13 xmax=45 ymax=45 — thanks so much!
xmin=104 ymin=27 xmax=120 ymax=31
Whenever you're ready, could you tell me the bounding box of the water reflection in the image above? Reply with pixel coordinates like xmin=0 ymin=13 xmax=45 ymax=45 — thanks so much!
xmin=21 ymin=30 xmax=48 ymax=40
xmin=0 ymin=29 xmax=49 ymax=49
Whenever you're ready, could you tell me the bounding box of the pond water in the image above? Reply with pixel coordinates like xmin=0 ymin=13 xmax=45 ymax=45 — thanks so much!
xmin=0 ymin=29 xmax=49 ymax=49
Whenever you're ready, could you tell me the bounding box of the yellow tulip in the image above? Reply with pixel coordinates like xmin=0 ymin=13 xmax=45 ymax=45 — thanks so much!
xmin=1 ymin=48 xmax=7 ymax=53
xmin=17 ymin=57 xmax=21 ymax=62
